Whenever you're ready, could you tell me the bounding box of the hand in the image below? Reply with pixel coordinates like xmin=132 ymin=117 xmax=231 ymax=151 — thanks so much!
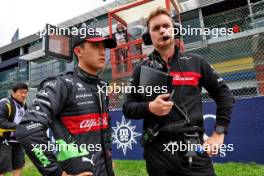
xmin=112 ymin=161 xmax=116 ymax=169
xmin=62 ymin=171 xmax=93 ymax=176
xmin=203 ymin=132 xmax=225 ymax=157
xmin=149 ymin=94 xmax=173 ymax=116
xmin=76 ymin=173 xmax=93 ymax=176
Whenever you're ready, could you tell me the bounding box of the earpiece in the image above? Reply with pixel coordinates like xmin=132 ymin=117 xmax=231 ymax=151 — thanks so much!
xmin=142 ymin=32 xmax=153 ymax=46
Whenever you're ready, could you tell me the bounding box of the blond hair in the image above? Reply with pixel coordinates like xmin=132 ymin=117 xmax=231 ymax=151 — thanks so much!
xmin=146 ymin=8 xmax=172 ymax=28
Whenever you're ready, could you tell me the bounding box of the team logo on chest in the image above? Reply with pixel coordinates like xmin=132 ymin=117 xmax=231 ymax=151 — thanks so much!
xmin=170 ymin=72 xmax=201 ymax=87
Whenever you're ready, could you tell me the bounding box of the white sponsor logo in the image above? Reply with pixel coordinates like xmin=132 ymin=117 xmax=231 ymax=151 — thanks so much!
xmin=112 ymin=116 xmax=141 ymax=155
xmin=26 ymin=123 xmax=42 ymax=130
xmin=77 ymin=83 xmax=83 ymax=88
xmin=33 ymin=98 xmax=51 ymax=107
xmin=82 ymin=154 xmax=95 ymax=166
xmin=173 ymin=75 xmax=194 ymax=81
xmin=75 ymin=94 xmax=92 ymax=99
xmin=28 ymin=110 xmax=48 ymax=117
xmin=44 ymin=81 xmax=57 ymax=87
xmin=38 ymin=90 xmax=49 ymax=97
xmin=180 ymin=56 xmax=192 ymax=60
xmin=65 ymin=78 xmax=73 ymax=83
xmin=77 ymin=82 xmax=86 ymax=91
xmin=64 ymin=78 xmax=73 ymax=85
xmin=79 ymin=116 xmax=108 ymax=130
xmin=77 ymin=101 xmax=94 ymax=106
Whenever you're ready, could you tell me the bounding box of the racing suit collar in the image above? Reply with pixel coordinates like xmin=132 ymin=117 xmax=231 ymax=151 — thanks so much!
xmin=75 ymin=66 xmax=101 ymax=84
xmin=152 ymin=46 xmax=179 ymax=71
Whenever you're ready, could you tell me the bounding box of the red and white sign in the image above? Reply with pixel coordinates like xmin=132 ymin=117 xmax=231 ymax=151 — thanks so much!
xmin=62 ymin=113 xmax=109 ymax=134
xmin=170 ymin=72 xmax=201 ymax=87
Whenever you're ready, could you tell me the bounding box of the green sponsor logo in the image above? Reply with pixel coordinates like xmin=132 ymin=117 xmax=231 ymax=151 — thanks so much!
xmin=32 ymin=147 xmax=51 ymax=167
xmin=56 ymin=139 xmax=89 ymax=161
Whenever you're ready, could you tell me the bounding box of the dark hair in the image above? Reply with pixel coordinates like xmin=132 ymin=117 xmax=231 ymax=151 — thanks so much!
xmin=116 ymin=23 xmax=125 ymax=33
xmin=75 ymin=42 xmax=85 ymax=49
xmin=73 ymin=42 xmax=85 ymax=61
xmin=12 ymin=82 xmax=28 ymax=92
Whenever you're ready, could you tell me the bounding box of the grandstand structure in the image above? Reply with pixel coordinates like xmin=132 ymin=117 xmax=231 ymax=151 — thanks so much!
xmin=0 ymin=0 xmax=263 ymax=108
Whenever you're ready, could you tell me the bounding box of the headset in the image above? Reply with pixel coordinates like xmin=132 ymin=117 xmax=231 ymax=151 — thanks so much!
xmin=142 ymin=4 xmax=183 ymax=45
xmin=142 ymin=22 xmax=182 ymax=45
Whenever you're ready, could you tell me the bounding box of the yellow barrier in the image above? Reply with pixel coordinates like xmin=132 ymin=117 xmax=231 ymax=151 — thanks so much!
xmin=212 ymin=57 xmax=254 ymax=74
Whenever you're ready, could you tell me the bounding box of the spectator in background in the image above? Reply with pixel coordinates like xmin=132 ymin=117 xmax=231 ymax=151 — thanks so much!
xmin=0 ymin=82 xmax=28 ymax=176
xmin=113 ymin=23 xmax=129 ymax=73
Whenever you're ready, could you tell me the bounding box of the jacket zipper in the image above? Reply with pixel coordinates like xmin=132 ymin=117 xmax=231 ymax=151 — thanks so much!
xmin=97 ymin=84 xmax=110 ymax=176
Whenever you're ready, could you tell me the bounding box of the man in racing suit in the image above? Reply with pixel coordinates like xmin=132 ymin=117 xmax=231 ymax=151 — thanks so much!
xmin=123 ymin=8 xmax=235 ymax=176
xmin=16 ymin=27 xmax=117 ymax=176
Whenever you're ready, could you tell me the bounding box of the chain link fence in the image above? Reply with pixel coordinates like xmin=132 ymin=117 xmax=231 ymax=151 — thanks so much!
xmin=196 ymin=33 xmax=263 ymax=101
xmin=106 ymin=1 xmax=264 ymax=110
xmin=106 ymin=30 xmax=264 ymax=109
xmin=204 ymin=0 xmax=264 ymax=34
xmin=183 ymin=0 xmax=264 ymax=43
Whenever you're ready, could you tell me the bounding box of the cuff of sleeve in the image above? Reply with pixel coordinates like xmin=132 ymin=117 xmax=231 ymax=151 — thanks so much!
xmin=145 ymin=102 xmax=151 ymax=114
xmin=139 ymin=102 xmax=152 ymax=117
xmin=215 ymin=118 xmax=230 ymax=128
xmin=215 ymin=119 xmax=230 ymax=134
xmin=50 ymin=167 xmax=63 ymax=176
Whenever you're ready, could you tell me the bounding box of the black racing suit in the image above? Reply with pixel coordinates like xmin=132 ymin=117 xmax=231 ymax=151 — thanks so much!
xmin=123 ymin=48 xmax=235 ymax=176
xmin=16 ymin=66 xmax=114 ymax=176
